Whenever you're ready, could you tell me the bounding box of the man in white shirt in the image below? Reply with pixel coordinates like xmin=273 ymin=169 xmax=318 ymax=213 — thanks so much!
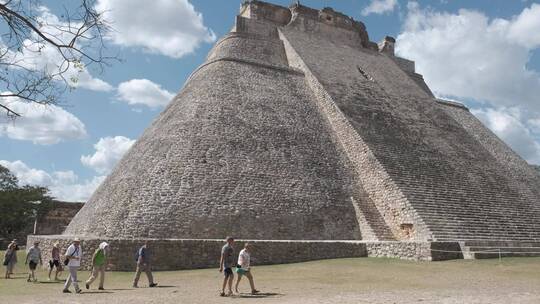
xmin=234 ymin=243 xmax=259 ymax=295
xmin=63 ymin=238 xmax=82 ymax=294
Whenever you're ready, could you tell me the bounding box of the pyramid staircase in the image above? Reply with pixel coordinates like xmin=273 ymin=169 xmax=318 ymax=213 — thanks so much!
xmin=460 ymin=240 xmax=540 ymax=259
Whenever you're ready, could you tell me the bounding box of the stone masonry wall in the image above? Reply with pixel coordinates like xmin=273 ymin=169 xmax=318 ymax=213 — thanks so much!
xmin=28 ymin=235 xmax=460 ymax=271
xmin=29 ymin=236 xmax=367 ymax=271
xmin=366 ymin=241 xmax=463 ymax=261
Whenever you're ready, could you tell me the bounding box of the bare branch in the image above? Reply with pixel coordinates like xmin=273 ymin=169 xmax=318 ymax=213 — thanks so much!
xmin=0 ymin=0 xmax=117 ymax=117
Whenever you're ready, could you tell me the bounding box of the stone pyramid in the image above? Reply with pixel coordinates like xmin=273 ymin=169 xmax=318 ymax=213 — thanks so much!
xmin=31 ymin=1 xmax=540 ymax=268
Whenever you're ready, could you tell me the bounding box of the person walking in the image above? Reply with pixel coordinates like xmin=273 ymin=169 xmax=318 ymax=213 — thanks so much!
xmin=132 ymin=241 xmax=157 ymax=288
xmin=85 ymin=242 xmax=109 ymax=290
xmin=25 ymin=241 xmax=43 ymax=282
xmin=48 ymin=242 xmax=63 ymax=281
xmin=63 ymin=238 xmax=82 ymax=294
xmin=8 ymin=239 xmax=18 ymax=275
xmin=3 ymin=242 xmax=17 ymax=279
xmin=219 ymin=236 xmax=235 ymax=297
xmin=234 ymin=243 xmax=259 ymax=295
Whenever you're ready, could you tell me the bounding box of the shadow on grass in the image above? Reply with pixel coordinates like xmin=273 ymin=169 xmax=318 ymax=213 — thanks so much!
xmin=39 ymin=281 xmax=63 ymax=284
xmin=233 ymin=292 xmax=282 ymax=299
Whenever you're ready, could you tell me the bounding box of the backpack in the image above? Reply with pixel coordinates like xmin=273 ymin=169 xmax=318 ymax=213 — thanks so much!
xmin=134 ymin=247 xmax=142 ymax=262
xmin=3 ymin=251 xmax=11 ymax=266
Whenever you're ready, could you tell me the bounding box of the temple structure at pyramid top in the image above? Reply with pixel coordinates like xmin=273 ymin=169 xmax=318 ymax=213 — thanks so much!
xmin=30 ymin=1 xmax=540 ymax=269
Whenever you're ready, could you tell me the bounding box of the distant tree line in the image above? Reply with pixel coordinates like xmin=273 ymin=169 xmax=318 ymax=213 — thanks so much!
xmin=0 ymin=164 xmax=53 ymax=245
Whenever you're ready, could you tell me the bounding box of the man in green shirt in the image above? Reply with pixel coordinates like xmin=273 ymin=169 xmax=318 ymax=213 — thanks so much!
xmin=85 ymin=242 xmax=109 ymax=290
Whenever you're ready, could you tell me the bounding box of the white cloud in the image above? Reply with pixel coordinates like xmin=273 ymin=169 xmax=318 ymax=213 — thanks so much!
xmin=507 ymin=4 xmax=540 ymax=48
xmin=396 ymin=2 xmax=540 ymax=114
xmin=95 ymin=0 xmax=216 ymax=58
xmin=472 ymin=107 xmax=540 ymax=164
xmin=50 ymin=175 xmax=106 ymax=202
xmin=5 ymin=6 xmax=113 ymax=92
xmin=0 ymin=95 xmax=87 ymax=145
xmin=529 ymin=118 xmax=540 ymax=134
xmin=117 ymin=79 xmax=174 ymax=108
xmin=81 ymin=136 xmax=135 ymax=174
xmin=0 ymin=160 xmax=53 ymax=185
xmin=0 ymin=160 xmax=105 ymax=202
xmin=362 ymin=0 xmax=398 ymax=16
xmin=0 ymin=135 xmax=135 ymax=200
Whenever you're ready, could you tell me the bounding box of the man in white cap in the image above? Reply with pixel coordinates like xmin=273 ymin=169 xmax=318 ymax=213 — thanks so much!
xmin=63 ymin=238 xmax=82 ymax=294
xmin=85 ymin=242 xmax=109 ymax=290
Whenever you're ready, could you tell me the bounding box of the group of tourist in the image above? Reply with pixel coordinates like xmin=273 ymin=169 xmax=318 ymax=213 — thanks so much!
xmin=220 ymin=236 xmax=259 ymax=296
xmin=60 ymin=238 xmax=158 ymax=293
xmin=3 ymin=236 xmax=259 ymax=296
xmin=4 ymin=239 xmax=62 ymax=281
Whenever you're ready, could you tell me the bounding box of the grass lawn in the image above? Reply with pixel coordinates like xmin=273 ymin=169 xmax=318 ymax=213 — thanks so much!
xmin=1 ymin=250 xmax=540 ymax=303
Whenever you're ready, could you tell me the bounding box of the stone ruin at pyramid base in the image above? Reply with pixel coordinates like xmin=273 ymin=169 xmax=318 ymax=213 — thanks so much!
xmin=28 ymin=235 xmax=465 ymax=271
xmin=29 ymin=0 xmax=540 ymax=270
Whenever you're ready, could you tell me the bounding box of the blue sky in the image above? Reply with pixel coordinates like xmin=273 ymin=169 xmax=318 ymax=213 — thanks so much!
xmin=1 ymin=0 xmax=539 ymax=201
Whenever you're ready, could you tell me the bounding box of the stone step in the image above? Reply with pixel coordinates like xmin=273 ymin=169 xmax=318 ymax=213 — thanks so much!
xmin=467 ymin=246 xmax=540 ymax=253
xmin=416 ymin=208 xmax=540 ymax=217
xmin=473 ymin=252 xmax=540 ymax=259
xmin=435 ymin=236 xmax=540 ymax=242
xmin=428 ymin=226 xmax=540 ymax=235
xmin=429 ymin=225 xmax=540 ymax=233
xmin=462 ymin=240 xmax=540 ymax=247
xmin=414 ymin=205 xmax=540 ymax=217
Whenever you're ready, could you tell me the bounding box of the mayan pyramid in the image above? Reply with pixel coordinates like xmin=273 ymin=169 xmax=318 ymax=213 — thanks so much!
xmin=47 ymin=1 xmax=540 ymax=264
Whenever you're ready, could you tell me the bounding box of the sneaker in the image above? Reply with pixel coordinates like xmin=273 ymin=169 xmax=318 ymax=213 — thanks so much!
xmin=27 ymin=278 xmax=31 ymax=282
xmin=75 ymin=289 xmax=82 ymax=294
xmin=85 ymin=283 xmax=89 ymax=290
xmin=62 ymin=289 xmax=71 ymax=293
xmin=149 ymin=283 xmax=158 ymax=288
xmin=98 ymin=287 xmax=104 ymax=290
xmin=251 ymin=289 xmax=260 ymax=294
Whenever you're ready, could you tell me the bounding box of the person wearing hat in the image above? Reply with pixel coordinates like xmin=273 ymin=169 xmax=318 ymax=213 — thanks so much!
xmin=8 ymin=239 xmax=18 ymax=275
xmin=3 ymin=242 xmax=17 ymax=279
xmin=63 ymin=238 xmax=83 ymax=294
xmin=48 ymin=241 xmax=63 ymax=281
xmin=25 ymin=241 xmax=43 ymax=282
xmin=85 ymin=242 xmax=109 ymax=290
